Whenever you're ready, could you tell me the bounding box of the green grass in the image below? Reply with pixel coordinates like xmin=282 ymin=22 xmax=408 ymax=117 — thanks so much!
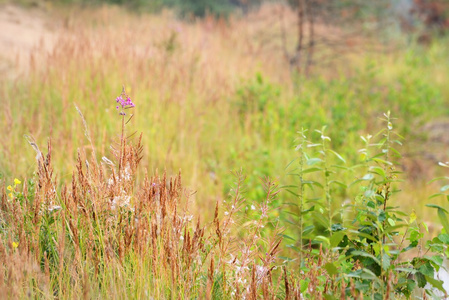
xmin=1 ymin=4 xmax=449 ymax=298
xmin=3 ymin=40 xmax=449 ymax=219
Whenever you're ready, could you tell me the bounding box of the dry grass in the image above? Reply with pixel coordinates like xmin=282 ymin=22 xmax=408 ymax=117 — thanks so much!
xmin=1 ymin=3 xmax=379 ymax=218
xmin=0 ymin=112 xmax=321 ymax=298
xmin=1 ymin=3 xmax=449 ymax=298
xmin=1 ymin=132 xmax=373 ymax=298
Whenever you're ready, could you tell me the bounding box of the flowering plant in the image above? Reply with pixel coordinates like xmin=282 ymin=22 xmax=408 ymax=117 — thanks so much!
xmin=115 ymin=87 xmax=135 ymax=115
xmin=6 ymin=178 xmax=21 ymax=199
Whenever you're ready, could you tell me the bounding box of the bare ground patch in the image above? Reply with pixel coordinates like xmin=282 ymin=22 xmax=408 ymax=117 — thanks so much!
xmin=0 ymin=4 xmax=57 ymax=79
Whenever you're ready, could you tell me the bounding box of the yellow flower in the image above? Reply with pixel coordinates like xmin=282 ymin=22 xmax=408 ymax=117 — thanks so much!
xmin=14 ymin=178 xmax=21 ymax=185
xmin=409 ymin=210 xmax=417 ymax=223
xmin=12 ymin=242 xmax=18 ymax=248
xmin=7 ymin=185 xmax=13 ymax=191
xmin=8 ymin=193 xmax=13 ymax=198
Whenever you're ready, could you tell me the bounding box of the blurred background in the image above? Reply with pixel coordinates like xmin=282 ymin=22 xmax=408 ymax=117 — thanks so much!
xmin=1 ymin=0 xmax=449 ymax=225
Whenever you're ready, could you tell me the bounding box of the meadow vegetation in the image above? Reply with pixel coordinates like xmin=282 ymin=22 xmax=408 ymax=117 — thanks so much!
xmin=1 ymin=3 xmax=449 ymax=299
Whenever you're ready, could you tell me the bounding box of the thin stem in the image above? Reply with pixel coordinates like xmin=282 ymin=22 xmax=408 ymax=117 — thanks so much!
xmin=322 ymin=135 xmax=331 ymax=237
xmin=119 ymin=114 xmax=125 ymax=176
xmin=383 ymin=112 xmax=391 ymax=213
xmin=382 ymin=112 xmax=392 ymax=245
xmin=381 ymin=112 xmax=393 ymax=290
xmin=298 ymin=130 xmax=306 ymax=263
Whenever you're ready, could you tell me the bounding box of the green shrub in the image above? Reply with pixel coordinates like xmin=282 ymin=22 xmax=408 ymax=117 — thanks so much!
xmin=284 ymin=112 xmax=447 ymax=298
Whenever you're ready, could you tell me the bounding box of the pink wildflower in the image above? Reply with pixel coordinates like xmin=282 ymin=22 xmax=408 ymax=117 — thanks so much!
xmin=115 ymin=88 xmax=135 ymax=115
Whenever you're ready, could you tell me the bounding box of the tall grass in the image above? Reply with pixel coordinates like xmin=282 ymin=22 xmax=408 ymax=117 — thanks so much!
xmin=2 ymin=5 xmax=448 ymax=222
xmin=0 ymin=97 xmax=289 ymax=298
xmin=2 ymin=3 xmax=449 ymax=298
xmin=2 ymin=95 xmax=448 ymax=298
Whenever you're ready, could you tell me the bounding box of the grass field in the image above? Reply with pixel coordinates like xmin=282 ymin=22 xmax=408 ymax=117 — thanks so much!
xmin=1 ymin=3 xmax=449 ymax=298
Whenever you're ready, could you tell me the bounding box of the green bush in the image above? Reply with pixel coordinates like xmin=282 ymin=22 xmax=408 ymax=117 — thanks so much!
xmin=283 ymin=112 xmax=448 ymax=298
xmin=48 ymin=0 xmax=236 ymax=16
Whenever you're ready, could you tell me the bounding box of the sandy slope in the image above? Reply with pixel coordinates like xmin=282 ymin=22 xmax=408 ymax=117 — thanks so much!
xmin=0 ymin=4 xmax=56 ymax=79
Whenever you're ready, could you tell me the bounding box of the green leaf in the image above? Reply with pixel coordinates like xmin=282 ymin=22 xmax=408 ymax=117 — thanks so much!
xmin=378 ymin=211 xmax=386 ymax=222
xmin=418 ymin=262 xmax=434 ymax=277
xmin=425 ymin=275 xmax=445 ymax=293
xmin=429 ymin=193 xmax=444 ymax=199
xmin=409 ymin=211 xmax=417 ymax=223
xmin=283 ymin=201 xmax=299 ymax=207
xmin=323 ymin=295 xmax=337 ymax=300
xmin=349 ymin=230 xmax=378 ymax=243
xmin=362 ymin=173 xmax=374 ymax=180
xmin=373 ymin=293 xmax=383 ymax=300
xmin=389 ymin=147 xmax=402 ymax=158
xmin=281 ymin=234 xmax=296 ymax=241
xmin=282 ymin=218 xmax=296 ymax=226
xmin=307 ymin=143 xmax=321 ymax=148
xmin=278 ymin=256 xmax=295 ymax=262
xmin=438 ymin=234 xmax=449 ymax=244
xmin=350 ymin=251 xmax=381 ymax=266
xmin=425 ymin=255 xmax=444 ymax=267
xmin=300 ymin=279 xmax=309 ymax=293
xmin=314 ymin=235 xmax=330 ymax=247
xmin=330 ymin=231 xmax=346 ymax=248
xmin=329 ymin=180 xmax=347 ymax=188
xmin=402 ymin=240 xmax=418 ymax=252
xmin=280 ymin=185 xmax=298 ymax=189
xmin=360 ymin=268 xmax=381 ymax=282
xmin=438 ymin=208 xmax=449 ymax=234
xmin=364 ymin=189 xmax=375 ymax=198
xmin=381 ymin=253 xmax=391 ymax=271
xmin=302 ymin=207 xmax=315 ymax=214
xmin=405 ymin=280 xmax=416 ymax=296
xmin=426 ymin=204 xmax=449 ymax=214
xmin=393 ymin=131 xmax=405 ymax=139
xmin=313 ymin=213 xmax=330 ymax=229
xmin=346 ymin=270 xmax=362 ymax=279
xmin=303 ymin=180 xmax=324 ymax=189
xmin=301 ymin=167 xmax=322 ymax=174
xmin=324 ymin=262 xmax=338 ymax=276
xmin=416 ymin=272 xmax=426 ymax=288
xmin=367 ymin=200 xmax=376 ymax=208
xmin=307 ymin=158 xmax=322 ymax=166
xmin=331 ymin=223 xmax=345 ymax=232
xmin=328 ymin=149 xmax=346 ymax=163
xmin=372 ymin=158 xmax=393 ymax=165
xmin=285 ymin=159 xmax=297 ymax=170
xmin=394 ymin=267 xmax=417 ymax=274
xmin=302 ymin=225 xmax=315 ymax=236
xmin=371 ymin=152 xmax=385 ymax=159
xmin=369 ymin=167 xmax=386 ymax=178
xmin=422 ymin=222 xmax=429 ymax=232
xmin=285 ymin=189 xmax=299 ymax=197
xmin=427 ymin=176 xmax=449 ymax=184
xmin=286 ymin=244 xmax=301 ymax=252
xmin=441 ymin=185 xmax=449 ymax=192
xmin=331 ymin=164 xmax=348 ymax=171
